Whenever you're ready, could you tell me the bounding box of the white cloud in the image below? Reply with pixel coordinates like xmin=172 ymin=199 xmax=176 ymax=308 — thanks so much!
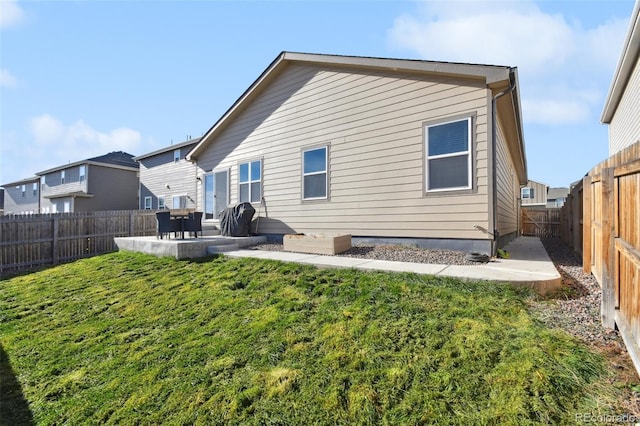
xmin=387 ymin=0 xmax=629 ymax=125
xmin=0 ymin=115 xmax=155 ymax=183
xmin=580 ymin=17 xmax=630 ymax=73
xmin=10 ymin=114 xmax=144 ymax=177
xmin=0 ymin=0 xmax=25 ymax=29
xmin=29 ymin=114 xmax=65 ymax=144
xmin=0 ymin=68 xmax=18 ymax=88
xmin=29 ymin=114 xmax=142 ymax=153
xmin=388 ymin=0 xmax=575 ymax=72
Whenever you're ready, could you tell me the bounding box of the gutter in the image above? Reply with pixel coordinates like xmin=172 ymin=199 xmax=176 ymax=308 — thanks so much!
xmin=490 ymin=70 xmax=517 ymax=256
xmin=601 ymin=0 xmax=640 ymax=123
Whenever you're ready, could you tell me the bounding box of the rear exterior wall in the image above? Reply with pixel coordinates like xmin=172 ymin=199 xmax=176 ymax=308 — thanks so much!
xmin=196 ymin=63 xmax=495 ymax=244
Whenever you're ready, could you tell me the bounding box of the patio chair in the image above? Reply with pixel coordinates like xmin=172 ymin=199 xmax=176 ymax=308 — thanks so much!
xmin=184 ymin=211 xmax=203 ymax=238
xmin=156 ymin=211 xmax=180 ymax=239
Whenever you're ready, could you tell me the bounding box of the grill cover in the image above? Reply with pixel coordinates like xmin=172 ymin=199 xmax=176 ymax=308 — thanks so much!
xmin=219 ymin=202 xmax=256 ymax=237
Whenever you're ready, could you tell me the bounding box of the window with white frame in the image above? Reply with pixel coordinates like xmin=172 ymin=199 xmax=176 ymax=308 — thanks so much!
xmin=61 ymin=170 xmax=65 ymax=184
xmin=303 ymin=146 xmax=328 ymax=200
xmin=521 ymin=187 xmax=534 ymax=199
xmin=173 ymin=195 xmax=187 ymax=209
xmin=32 ymin=182 xmax=38 ymax=196
xmin=158 ymin=196 xmax=165 ymax=210
xmin=239 ymin=160 xmax=261 ymax=203
xmin=144 ymin=196 xmax=152 ymax=210
xmin=79 ymin=165 xmax=86 ymax=182
xmin=21 ymin=185 xmax=26 ymax=198
xmin=174 ymin=149 xmax=180 ymax=163
xmin=425 ymin=118 xmax=472 ymax=192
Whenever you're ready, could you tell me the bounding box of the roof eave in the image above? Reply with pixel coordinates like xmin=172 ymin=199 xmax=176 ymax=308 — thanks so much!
xmin=1 ymin=176 xmax=41 ymax=187
xmin=43 ymin=192 xmax=94 ymax=199
xmin=601 ymin=0 xmax=640 ymax=124
xmin=134 ymin=138 xmax=201 ymax=161
xmin=280 ymin=51 xmax=512 ymax=83
xmin=498 ymin=68 xmax=528 ymax=185
xmin=36 ymin=160 xmax=138 ymax=176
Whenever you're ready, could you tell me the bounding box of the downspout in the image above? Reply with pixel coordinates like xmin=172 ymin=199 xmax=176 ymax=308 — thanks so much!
xmin=490 ymin=70 xmax=516 ymax=256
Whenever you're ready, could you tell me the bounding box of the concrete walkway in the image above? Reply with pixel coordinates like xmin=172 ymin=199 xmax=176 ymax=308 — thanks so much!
xmin=224 ymin=236 xmax=562 ymax=295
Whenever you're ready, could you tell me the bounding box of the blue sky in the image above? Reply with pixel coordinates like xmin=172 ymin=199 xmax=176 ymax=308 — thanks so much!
xmin=0 ymin=0 xmax=636 ymax=188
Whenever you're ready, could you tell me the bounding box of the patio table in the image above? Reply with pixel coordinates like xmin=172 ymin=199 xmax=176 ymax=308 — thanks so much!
xmin=170 ymin=209 xmax=193 ymax=239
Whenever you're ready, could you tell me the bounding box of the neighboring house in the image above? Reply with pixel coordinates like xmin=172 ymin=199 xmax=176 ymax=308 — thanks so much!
xmin=187 ymin=52 xmax=527 ymax=253
xmin=597 ymin=0 xmax=640 ymax=375
xmin=601 ymin=0 xmax=640 ymax=155
xmin=1 ymin=176 xmax=41 ymax=215
xmin=133 ymin=138 xmax=200 ymax=211
xmin=546 ymin=187 xmax=569 ymax=208
xmin=36 ymin=151 xmax=139 ymax=213
xmin=520 ymin=179 xmax=548 ymax=208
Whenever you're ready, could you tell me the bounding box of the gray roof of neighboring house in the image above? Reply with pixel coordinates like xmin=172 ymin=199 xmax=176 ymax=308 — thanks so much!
xmin=602 ymin=0 xmax=640 ymax=123
xmin=547 ymin=187 xmax=569 ymax=200
xmin=133 ymin=138 xmax=201 ymax=161
xmin=36 ymin=151 xmax=138 ymax=175
xmin=87 ymin=151 xmax=138 ymax=168
xmin=1 ymin=176 xmax=41 ymax=188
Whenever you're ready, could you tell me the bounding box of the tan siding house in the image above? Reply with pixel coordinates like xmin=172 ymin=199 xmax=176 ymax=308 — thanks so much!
xmin=188 ymin=52 xmax=527 ymax=253
xmin=520 ymin=179 xmax=548 ymax=208
xmin=602 ymin=0 xmax=640 ymax=155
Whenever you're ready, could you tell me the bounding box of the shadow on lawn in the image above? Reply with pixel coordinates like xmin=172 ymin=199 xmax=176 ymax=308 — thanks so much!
xmin=0 ymin=344 xmax=34 ymax=425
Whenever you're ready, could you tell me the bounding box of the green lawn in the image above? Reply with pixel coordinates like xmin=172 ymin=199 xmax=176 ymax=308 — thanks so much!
xmin=0 ymin=252 xmax=622 ymax=424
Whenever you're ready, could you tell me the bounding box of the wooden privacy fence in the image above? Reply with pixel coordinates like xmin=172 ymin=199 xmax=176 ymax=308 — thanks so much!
xmin=560 ymin=180 xmax=584 ymax=257
xmin=520 ymin=208 xmax=562 ymax=238
xmin=577 ymin=141 xmax=640 ymax=369
xmin=1 ymin=210 xmax=157 ymax=275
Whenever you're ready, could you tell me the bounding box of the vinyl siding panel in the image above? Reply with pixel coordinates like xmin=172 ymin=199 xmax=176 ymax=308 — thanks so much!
xmin=41 ymin=165 xmax=87 ymax=199
xmin=609 ymin=54 xmax=640 ymax=155
xmin=495 ymin=115 xmax=519 ymax=236
xmin=521 ymin=180 xmax=548 ymax=206
xmin=2 ymin=180 xmax=40 ymax=214
xmin=86 ymin=165 xmax=138 ymax=211
xmin=197 ymin=63 xmax=491 ymax=240
xmin=40 ymin=165 xmax=138 ymax=212
xmin=138 ymin=145 xmax=199 ymax=210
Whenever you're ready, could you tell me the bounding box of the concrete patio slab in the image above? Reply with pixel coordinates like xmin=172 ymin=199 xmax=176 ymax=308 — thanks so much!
xmin=224 ymin=236 xmax=562 ymax=295
xmin=115 ymin=235 xmax=266 ymax=260
xmin=354 ymin=259 xmax=450 ymax=275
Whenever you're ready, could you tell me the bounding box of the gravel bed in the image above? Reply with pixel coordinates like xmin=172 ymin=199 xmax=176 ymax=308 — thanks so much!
xmin=534 ymin=238 xmax=639 ymax=415
xmin=249 ymin=243 xmax=482 ymax=266
xmin=531 ymin=238 xmax=621 ymax=347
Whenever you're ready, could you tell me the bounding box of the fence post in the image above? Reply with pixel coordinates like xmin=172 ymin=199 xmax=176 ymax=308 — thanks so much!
xmin=601 ymin=168 xmax=616 ymax=329
xmin=572 ymin=184 xmax=581 ymax=256
xmin=52 ymin=215 xmax=59 ymax=265
xmin=129 ymin=211 xmax=135 ymax=237
xmin=583 ymin=176 xmax=592 ymax=274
